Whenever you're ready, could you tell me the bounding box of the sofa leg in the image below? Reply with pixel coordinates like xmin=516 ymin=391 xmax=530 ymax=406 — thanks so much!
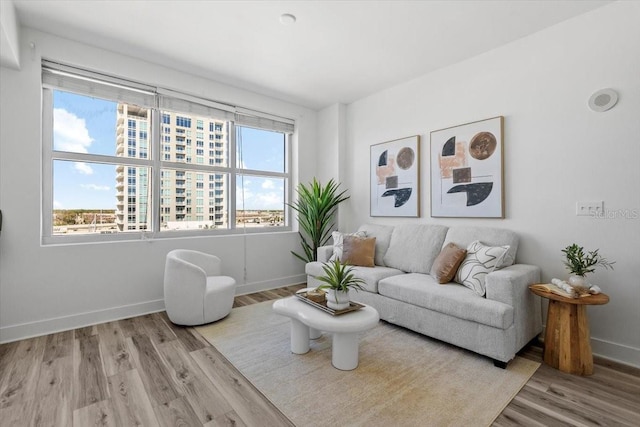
xmin=493 ymin=359 xmax=508 ymax=369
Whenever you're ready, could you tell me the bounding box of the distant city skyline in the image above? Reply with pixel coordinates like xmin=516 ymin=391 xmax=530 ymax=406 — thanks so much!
xmin=52 ymin=91 xmax=286 ymax=211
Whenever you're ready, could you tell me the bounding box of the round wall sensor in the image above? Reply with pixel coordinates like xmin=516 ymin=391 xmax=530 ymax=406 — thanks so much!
xmin=280 ymin=13 xmax=296 ymax=25
xmin=588 ymin=88 xmax=618 ymax=112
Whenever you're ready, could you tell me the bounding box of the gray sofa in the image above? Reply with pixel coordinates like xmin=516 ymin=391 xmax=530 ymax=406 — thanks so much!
xmin=305 ymin=223 xmax=542 ymax=367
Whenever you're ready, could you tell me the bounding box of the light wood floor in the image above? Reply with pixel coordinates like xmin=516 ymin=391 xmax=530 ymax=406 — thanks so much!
xmin=1 ymin=284 xmax=638 ymax=426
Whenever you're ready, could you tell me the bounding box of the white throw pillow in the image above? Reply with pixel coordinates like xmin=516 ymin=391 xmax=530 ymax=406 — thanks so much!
xmin=329 ymin=230 xmax=366 ymax=262
xmin=454 ymin=240 xmax=510 ymax=296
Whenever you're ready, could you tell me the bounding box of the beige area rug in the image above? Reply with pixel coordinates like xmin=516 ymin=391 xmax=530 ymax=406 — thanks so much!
xmin=196 ymin=301 xmax=539 ymax=427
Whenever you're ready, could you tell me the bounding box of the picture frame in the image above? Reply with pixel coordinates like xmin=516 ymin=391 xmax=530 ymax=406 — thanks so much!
xmin=370 ymin=135 xmax=420 ymax=217
xmin=430 ymin=116 xmax=504 ymax=218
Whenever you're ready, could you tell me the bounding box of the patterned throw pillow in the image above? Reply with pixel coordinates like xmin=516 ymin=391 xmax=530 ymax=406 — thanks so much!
xmin=329 ymin=231 xmax=366 ymax=262
xmin=454 ymin=240 xmax=510 ymax=296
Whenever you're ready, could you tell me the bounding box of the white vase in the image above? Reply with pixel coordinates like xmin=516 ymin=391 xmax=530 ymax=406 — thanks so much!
xmin=326 ymin=289 xmax=350 ymax=310
xmin=568 ymin=275 xmax=586 ymax=288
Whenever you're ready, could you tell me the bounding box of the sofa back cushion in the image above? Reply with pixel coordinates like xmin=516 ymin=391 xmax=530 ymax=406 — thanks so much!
xmin=383 ymin=224 xmax=449 ymax=273
xmin=357 ymin=223 xmax=395 ymax=266
xmin=442 ymin=226 xmax=518 ymax=268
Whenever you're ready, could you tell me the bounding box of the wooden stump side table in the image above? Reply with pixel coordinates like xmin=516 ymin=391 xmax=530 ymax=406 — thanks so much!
xmin=529 ymin=285 xmax=609 ymax=376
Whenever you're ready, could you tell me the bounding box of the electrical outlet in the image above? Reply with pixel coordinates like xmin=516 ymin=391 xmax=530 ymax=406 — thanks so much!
xmin=576 ymin=201 xmax=604 ymax=216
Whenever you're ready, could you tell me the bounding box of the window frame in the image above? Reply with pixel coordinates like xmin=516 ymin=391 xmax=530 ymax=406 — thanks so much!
xmin=41 ymin=62 xmax=293 ymax=245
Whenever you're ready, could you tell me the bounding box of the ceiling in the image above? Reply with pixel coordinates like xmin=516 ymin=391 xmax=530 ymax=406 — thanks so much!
xmin=12 ymin=0 xmax=611 ymax=110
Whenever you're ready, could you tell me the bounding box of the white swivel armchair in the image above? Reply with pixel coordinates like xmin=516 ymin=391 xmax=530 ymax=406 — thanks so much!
xmin=164 ymin=249 xmax=236 ymax=326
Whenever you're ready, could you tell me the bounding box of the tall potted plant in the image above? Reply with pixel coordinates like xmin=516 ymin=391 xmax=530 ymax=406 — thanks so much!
xmin=288 ymin=178 xmax=349 ymax=263
xmin=315 ymin=259 xmax=365 ymax=310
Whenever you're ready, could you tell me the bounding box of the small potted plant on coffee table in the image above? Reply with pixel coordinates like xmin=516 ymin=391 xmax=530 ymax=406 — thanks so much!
xmin=315 ymin=259 xmax=366 ymax=310
xmin=562 ymin=243 xmax=615 ymax=291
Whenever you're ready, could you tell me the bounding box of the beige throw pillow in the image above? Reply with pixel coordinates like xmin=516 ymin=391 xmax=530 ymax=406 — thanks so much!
xmin=342 ymin=236 xmax=376 ymax=267
xmin=430 ymin=243 xmax=467 ymax=284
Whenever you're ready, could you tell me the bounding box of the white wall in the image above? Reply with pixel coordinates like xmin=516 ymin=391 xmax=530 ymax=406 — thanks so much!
xmin=340 ymin=1 xmax=640 ymax=366
xmin=0 ymin=28 xmax=317 ymax=342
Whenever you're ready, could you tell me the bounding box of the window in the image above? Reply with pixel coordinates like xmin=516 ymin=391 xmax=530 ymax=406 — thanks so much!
xmin=41 ymin=61 xmax=293 ymax=243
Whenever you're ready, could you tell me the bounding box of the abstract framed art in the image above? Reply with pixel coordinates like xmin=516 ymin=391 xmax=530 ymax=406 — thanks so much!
xmin=370 ymin=135 xmax=420 ymax=217
xmin=430 ymin=116 xmax=504 ymax=218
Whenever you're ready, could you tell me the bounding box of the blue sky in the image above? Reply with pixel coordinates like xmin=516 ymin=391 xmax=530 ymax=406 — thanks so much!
xmin=53 ymin=91 xmax=285 ymax=211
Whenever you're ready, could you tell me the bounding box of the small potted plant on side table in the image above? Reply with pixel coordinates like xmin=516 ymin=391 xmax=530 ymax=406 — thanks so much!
xmin=315 ymin=259 xmax=365 ymax=310
xmin=562 ymin=243 xmax=615 ymax=292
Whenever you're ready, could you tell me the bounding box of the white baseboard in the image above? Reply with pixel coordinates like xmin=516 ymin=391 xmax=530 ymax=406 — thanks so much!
xmin=235 ymin=274 xmax=307 ymax=296
xmin=0 ymin=299 xmax=165 ymax=344
xmin=0 ymin=275 xmax=308 ymax=344
xmin=592 ymin=337 xmax=640 ymax=368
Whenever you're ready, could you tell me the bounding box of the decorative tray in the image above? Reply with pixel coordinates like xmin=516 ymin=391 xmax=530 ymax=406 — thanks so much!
xmin=295 ymin=290 xmax=364 ymax=316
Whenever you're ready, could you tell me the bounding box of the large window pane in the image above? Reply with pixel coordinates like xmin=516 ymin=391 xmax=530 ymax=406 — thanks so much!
xmin=160 ymin=169 xmax=229 ymax=231
xmin=236 ymin=175 xmax=285 ymax=227
xmin=53 ymin=91 xmax=150 ymax=160
xmin=160 ymin=110 xmax=229 ymax=166
xmin=52 ymin=161 xmax=151 ymax=234
xmin=236 ymin=126 xmax=285 ymax=173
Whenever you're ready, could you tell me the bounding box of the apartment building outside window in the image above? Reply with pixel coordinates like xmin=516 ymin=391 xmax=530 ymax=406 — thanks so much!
xmin=41 ymin=61 xmax=294 ymax=244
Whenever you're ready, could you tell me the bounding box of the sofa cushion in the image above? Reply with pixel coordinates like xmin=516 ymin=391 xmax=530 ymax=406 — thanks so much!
xmin=306 ymin=261 xmax=403 ymax=293
xmin=357 ymin=223 xmax=395 ymax=266
xmin=430 ymin=243 xmax=467 ymax=284
xmin=455 ymin=241 xmax=510 ymax=296
xmin=383 ymin=224 xmax=449 ymax=274
xmin=378 ymin=273 xmax=514 ymax=329
xmin=342 ymin=236 xmax=376 ymax=267
xmin=442 ymin=226 xmax=518 ymax=268
xmin=329 ymin=230 xmax=366 ymax=261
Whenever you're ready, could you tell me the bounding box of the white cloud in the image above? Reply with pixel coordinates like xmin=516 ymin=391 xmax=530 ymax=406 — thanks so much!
xmin=254 ymin=192 xmax=283 ymax=210
xmin=53 ymin=108 xmax=93 ymax=153
xmin=53 ymin=200 xmax=63 ymax=209
xmin=262 ymin=179 xmax=275 ymax=189
xmin=80 ymin=184 xmax=110 ymax=191
xmin=74 ymin=162 xmax=94 ymax=175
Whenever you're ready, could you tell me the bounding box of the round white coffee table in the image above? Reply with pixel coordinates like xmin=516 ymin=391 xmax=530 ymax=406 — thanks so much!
xmin=272 ymin=294 xmax=379 ymax=370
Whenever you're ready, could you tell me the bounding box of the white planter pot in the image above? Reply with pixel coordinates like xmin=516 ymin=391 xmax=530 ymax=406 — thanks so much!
xmin=568 ymin=275 xmax=587 ymax=288
xmin=326 ymin=289 xmax=350 ymax=310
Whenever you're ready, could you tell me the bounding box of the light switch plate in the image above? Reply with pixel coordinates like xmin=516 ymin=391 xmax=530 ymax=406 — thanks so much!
xmin=576 ymin=201 xmax=604 ymax=216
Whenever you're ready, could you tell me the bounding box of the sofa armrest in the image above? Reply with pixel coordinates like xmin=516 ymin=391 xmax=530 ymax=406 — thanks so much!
xmin=485 ymin=264 xmax=543 ymax=352
xmin=316 ymin=245 xmax=333 ymax=263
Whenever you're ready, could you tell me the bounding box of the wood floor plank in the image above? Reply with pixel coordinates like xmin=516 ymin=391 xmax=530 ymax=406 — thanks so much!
xmin=141 ymin=313 xmax=178 ymax=346
xmin=72 ymin=399 xmax=118 ymax=427
xmin=75 ymin=325 xmax=97 ymax=340
xmin=153 ymin=396 xmax=203 ymax=427
xmin=42 ymin=330 xmax=74 ymax=363
xmin=513 ymin=385 xmax=633 ymax=426
xmin=30 ymin=355 xmax=73 ymax=427
xmin=545 ymin=382 xmax=640 ymax=425
xmin=117 ymin=316 xmax=147 ymax=338
xmin=492 ymin=405 xmax=550 ymax=427
xmin=74 ymin=335 xmax=109 ymax=410
xmin=96 ymin=321 xmax=133 ymax=377
xmin=0 ymin=336 xmax=45 ymax=409
xmin=127 ymin=334 xmax=179 ymax=406
xmin=107 ymin=369 xmax=160 ymax=427
xmin=204 ymin=410 xmax=248 ymax=427
xmin=532 ymin=361 xmax=640 ymax=406
xmin=157 ymin=339 xmax=233 ymax=424
xmin=192 ymin=346 xmax=294 ymax=427
xmin=0 ymin=401 xmax=35 ymax=427
xmin=156 ymin=311 xmax=207 ymax=352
